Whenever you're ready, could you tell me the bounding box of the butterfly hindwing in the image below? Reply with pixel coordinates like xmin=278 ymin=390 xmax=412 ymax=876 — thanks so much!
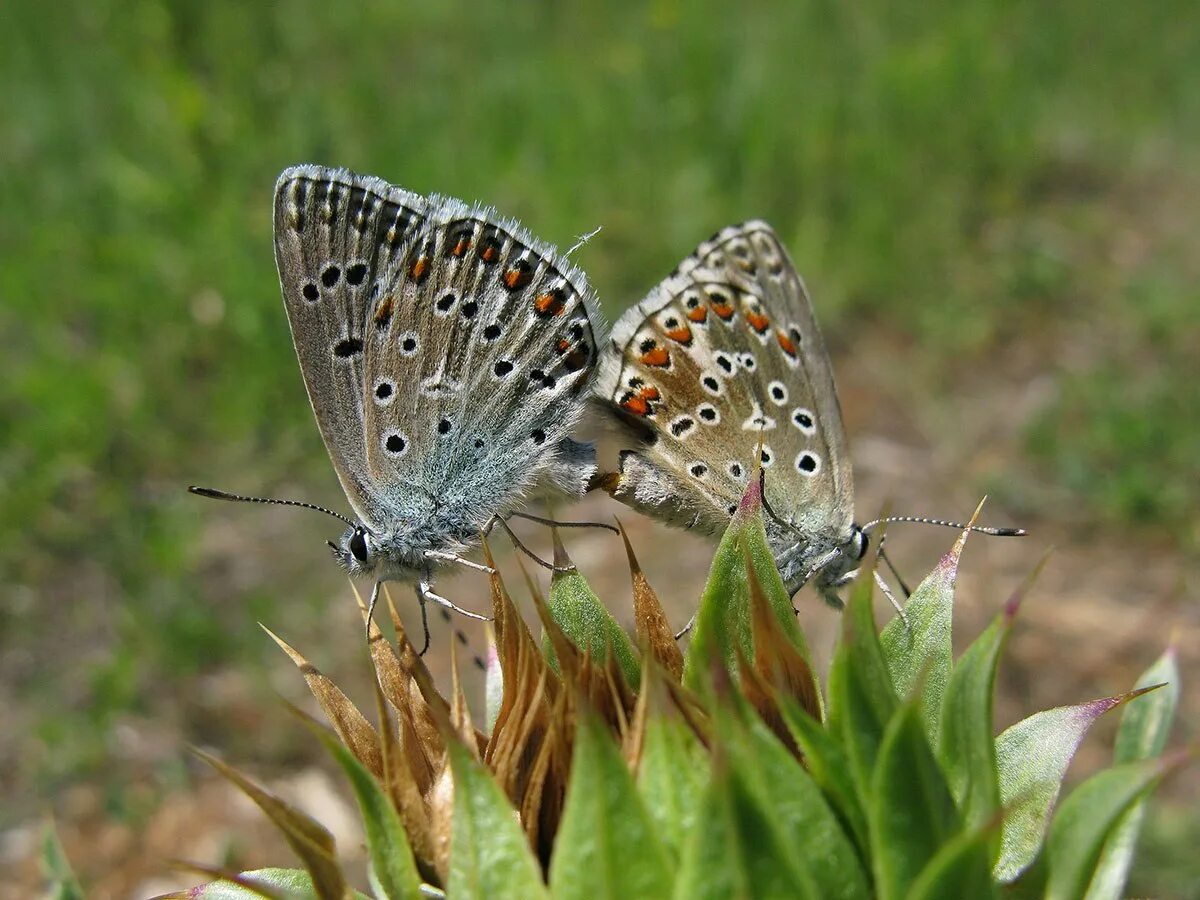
xmin=596 ymin=221 xmax=853 ymax=546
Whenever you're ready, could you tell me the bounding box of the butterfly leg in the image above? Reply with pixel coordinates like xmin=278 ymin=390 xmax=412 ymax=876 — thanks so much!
xmin=483 ymin=515 xmax=577 ymax=573
xmin=415 ymin=585 xmax=432 ymax=656
xmin=365 ymin=580 xmax=384 ymax=639
xmin=417 ymin=580 xmax=491 ymax=622
xmin=423 ymin=550 xmax=497 ymax=575
xmin=674 ymin=612 xmax=697 ymax=641
xmin=506 ymin=511 xmax=619 ymax=534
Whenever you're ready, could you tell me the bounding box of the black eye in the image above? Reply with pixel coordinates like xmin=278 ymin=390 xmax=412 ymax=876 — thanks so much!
xmin=349 ymin=529 xmax=369 ymax=562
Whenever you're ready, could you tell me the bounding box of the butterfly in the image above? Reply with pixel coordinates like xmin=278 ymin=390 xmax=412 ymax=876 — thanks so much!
xmin=594 ymin=221 xmax=1021 ymax=610
xmin=192 ymin=165 xmax=604 ymax=645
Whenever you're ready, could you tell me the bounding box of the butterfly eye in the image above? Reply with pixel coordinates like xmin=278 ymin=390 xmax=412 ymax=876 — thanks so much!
xmin=349 ymin=529 xmax=370 ymax=562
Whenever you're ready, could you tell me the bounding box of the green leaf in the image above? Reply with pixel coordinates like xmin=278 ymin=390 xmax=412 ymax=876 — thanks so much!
xmin=309 ymin=721 xmax=423 ymax=900
xmin=1044 ymin=754 xmax=1184 ymax=900
xmin=723 ymin=701 xmax=871 ymax=900
xmin=827 ymin=559 xmax=899 ymax=797
xmin=40 ymin=821 xmax=84 ymax=900
xmin=157 ymin=868 xmax=373 ymax=900
xmin=1085 ymin=646 xmax=1180 ymax=900
xmin=684 ymin=478 xmax=809 ymax=690
xmin=937 ymin=609 xmax=1010 ymax=849
xmin=446 ymin=740 xmax=549 ymax=900
xmin=778 ymin=694 xmax=870 ymax=855
xmin=994 ymin=692 xmax=1142 ymax=882
xmin=904 ymin=823 xmax=998 ymax=900
xmin=880 ymin=529 xmax=968 ymax=744
xmin=870 ymin=699 xmax=964 ymax=900
xmin=673 ymin=751 xmax=816 ymax=900
xmin=545 ymin=536 xmax=641 ymax=689
xmin=550 ymin=711 xmax=672 ymax=900
xmin=635 ymin=691 xmax=708 ymax=862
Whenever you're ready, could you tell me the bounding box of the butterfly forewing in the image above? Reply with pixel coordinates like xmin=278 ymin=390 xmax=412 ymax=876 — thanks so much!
xmin=361 ymin=211 xmax=601 ymax=513
xmin=597 ymin=221 xmax=853 ymax=545
xmin=274 ymin=165 xmax=602 ymax=534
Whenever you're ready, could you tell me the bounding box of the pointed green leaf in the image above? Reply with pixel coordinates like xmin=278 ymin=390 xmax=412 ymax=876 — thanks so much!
xmin=636 ymin=697 xmax=708 ymax=862
xmin=1086 ymin=646 xmax=1180 ymax=900
xmin=778 ymin=694 xmax=870 ymax=855
xmin=870 ymin=699 xmax=964 ymax=900
xmin=684 ymin=479 xmax=809 ymax=689
xmin=828 ymin=563 xmax=899 ymax=796
xmin=309 ymin=722 xmax=423 ymax=900
xmin=938 ymin=609 xmax=1010 ymax=848
xmin=673 ymin=753 xmax=816 ymax=900
xmin=904 ymin=822 xmax=998 ymax=900
xmin=723 ymin=702 xmax=871 ymax=900
xmin=880 ymin=532 xmax=967 ymax=744
xmin=40 ymin=822 xmax=84 ymax=900
xmin=550 ymin=711 xmax=672 ymax=899
xmin=158 ymin=868 xmax=373 ymax=900
xmin=994 ymin=692 xmax=1141 ymax=882
xmin=446 ymin=740 xmax=549 ymax=900
xmin=546 ymin=545 xmax=640 ymax=689
xmin=1045 ymin=754 xmax=1184 ymax=900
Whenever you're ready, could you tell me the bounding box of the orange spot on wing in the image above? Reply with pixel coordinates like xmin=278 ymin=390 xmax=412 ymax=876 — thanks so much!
xmin=640 ymin=346 xmax=671 ymax=367
xmin=686 ymin=306 xmax=708 ymax=323
xmin=747 ymin=311 xmax=770 ymax=334
xmin=480 ymin=243 xmax=499 ymax=263
xmin=710 ymin=299 xmax=735 ymax=320
xmin=557 ymin=338 xmax=571 ymax=353
xmin=373 ymin=295 xmax=395 ymax=325
xmin=535 ymin=290 xmax=567 ymax=316
xmin=665 ymin=324 xmax=693 ymax=345
xmin=451 ymin=237 xmax=471 ymax=256
xmin=409 ymin=256 xmax=429 ymax=281
xmin=618 ymin=384 xmax=661 ymax=417
xmin=776 ymin=328 xmax=797 ymax=358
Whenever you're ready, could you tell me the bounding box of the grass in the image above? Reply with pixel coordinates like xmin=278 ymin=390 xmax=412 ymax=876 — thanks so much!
xmin=0 ymin=0 xmax=1196 ymax=890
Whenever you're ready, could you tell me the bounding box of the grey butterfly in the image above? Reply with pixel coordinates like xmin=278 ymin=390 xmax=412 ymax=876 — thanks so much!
xmin=193 ymin=165 xmax=603 ymax=644
xmin=594 ymin=221 xmax=1020 ymax=610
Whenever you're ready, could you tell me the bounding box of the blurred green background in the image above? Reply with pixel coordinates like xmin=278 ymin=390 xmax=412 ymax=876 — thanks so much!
xmin=2 ymin=0 xmax=1198 ymax=894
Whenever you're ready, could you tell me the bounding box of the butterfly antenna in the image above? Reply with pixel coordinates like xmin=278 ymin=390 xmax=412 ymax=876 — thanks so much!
xmin=860 ymin=514 xmax=1026 ymax=537
xmin=188 ymin=485 xmax=356 ymax=528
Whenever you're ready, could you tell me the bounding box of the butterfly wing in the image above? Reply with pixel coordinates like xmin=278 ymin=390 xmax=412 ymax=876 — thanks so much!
xmin=596 ymin=221 xmax=854 ymax=548
xmin=275 ymin=165 xmax=602 ymax=531
xmin=358 ymin=201 xmax=602 ymax=523
xmin=274 ymin=166 xmax=431 ymax=524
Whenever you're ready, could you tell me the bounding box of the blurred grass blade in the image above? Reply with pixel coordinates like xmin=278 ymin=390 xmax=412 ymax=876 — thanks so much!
xmin=192 ymin=750 xmax=346 ymax=900
xmin=880 ymin=510 xmax=977 ymax=744
xmin=1085 ymin=645 xmax=1180 ymax=900
xmin=869 ymin=699 xmax=964 ymax=900
xmin=722 ymin=700 xmax=871 ymax=900
xmin=684 ymin=477 xmax=806 ymax=689
xmin=545 ymin=529 xmax=641 ymax=689
xmin=549 ymin=710 xmax=672 ymax=899
xmin=1044 ymin=751 xmax=1189 ymax=900
xmin=40 ymin=820 xmax=84 ymax=900
xmin=904 ymin=823 xmax=999 ymax=900
xmin=993 ymin=687 xmax=1158 ymax=882
xmin=446 ymin=740 xmax=549 ymax=900
xmin=300 ymin=711 xmax=424 ymax=900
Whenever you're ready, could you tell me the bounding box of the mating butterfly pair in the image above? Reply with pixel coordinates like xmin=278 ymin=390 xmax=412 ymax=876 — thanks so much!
xmin=192 ymin=166 xmax=1018 ymax=642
